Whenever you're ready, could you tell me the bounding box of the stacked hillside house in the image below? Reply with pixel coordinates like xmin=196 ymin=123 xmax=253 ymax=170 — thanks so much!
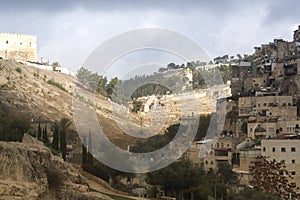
xmin=0 ymin=33 xmax=37 ymax=62
xmin=261 ymin=135 xmax=300 ymax=191
xmin=230 ymin=26 xmax=300 ymax=193
xmin=184 ymin=26 xmax=300 ymax=194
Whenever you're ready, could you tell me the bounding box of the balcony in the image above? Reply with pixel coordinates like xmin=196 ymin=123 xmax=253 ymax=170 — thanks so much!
xmin=214 ymin=148 xmax=231 ymax=161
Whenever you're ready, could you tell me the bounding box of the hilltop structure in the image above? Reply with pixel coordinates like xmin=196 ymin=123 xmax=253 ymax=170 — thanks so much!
xmin=0 ymin=32 xmax=37 ymax=62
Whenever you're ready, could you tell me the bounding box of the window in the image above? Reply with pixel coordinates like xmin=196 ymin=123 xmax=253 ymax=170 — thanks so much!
xmin=272 ymin=147 xmax=275 ymax=152
xmin=210 ymin=160 xmax=214 ymax=165
xmin=263 ymin=147 xmax=266 ymax=152
xmin=291 ymin=147 xmax=296 ymax=152
xmin=258 ymin=103 xmax=260 ymax=107
xmin=291 ymin=171 xmax=296 ymax=176
xmin=281 ymin=147 xmax=286 ymax=152
xmin=263 ymin=103 xmax=267 ymax=106
xmin=292 ymin=159 xmax=295 ymax=164
xmin=205 ymin=160 xmax=208 ymax=164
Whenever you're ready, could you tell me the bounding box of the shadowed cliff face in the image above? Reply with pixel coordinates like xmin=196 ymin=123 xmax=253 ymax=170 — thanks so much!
xmin=0 ymin=134 xmax=112 ymax=200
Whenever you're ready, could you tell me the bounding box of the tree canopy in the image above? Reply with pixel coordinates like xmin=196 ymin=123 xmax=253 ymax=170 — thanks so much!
xmin=0 ymin=115 xmax=31 ymax=142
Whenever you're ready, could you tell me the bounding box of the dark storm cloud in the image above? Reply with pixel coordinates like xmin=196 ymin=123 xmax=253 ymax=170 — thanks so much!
xmin=0 ymin=0 xmax=77 ymax=12
xmin=1 ymin=0 xmax=242 ymax=14
xmin=0 ymin=0 xmax=298 ymax=72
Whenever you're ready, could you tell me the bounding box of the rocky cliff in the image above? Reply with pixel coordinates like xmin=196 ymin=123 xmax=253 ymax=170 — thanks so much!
xmin=0 ymin=134 xmax=112 ymax=200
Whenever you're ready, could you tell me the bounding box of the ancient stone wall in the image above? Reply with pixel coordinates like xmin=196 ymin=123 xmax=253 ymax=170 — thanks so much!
xmin=0 ymin=33 xmax=37 ymax=62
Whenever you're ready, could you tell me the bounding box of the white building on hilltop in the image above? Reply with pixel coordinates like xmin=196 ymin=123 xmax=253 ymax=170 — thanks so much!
xmin=0 ymin=32 xmax=37 ymax=62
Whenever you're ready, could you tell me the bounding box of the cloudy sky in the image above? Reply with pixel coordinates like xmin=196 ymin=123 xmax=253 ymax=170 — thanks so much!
xmin=1 ymin=0 xmax=299 ymax=76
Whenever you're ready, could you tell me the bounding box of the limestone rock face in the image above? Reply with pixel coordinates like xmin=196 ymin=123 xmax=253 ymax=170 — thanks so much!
xmin=0 ymin=134 xmax=111 ymax=200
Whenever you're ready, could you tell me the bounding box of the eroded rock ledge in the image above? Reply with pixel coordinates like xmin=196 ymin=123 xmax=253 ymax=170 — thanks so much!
xmin=0 ymin=134 xmax=111 ymax=200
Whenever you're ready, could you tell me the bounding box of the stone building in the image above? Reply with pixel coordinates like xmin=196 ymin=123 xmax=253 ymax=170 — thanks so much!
xmin=194 ymin=137 xmax=237 ymax=171
xmin=0 ymin=33 xmax=37 ymax=62
xmin=238 ymin=95 xmax=298 ymax=139
xmin=238 ymin=95 xmax=295 ymax=118
xmin=261 ymin=137 xmax=300 ymax=193
xmin=233 ymin=147 xmax=261 ymax=185
xmin=294 ymin=25 xmax=300 ymax=42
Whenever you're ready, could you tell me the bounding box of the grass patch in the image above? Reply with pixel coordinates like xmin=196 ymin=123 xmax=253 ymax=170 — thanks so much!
xmin=47 ymin=79 xmax=67 ymax=92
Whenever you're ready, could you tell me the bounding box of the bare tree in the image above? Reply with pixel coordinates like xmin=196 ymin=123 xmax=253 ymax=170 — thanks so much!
xmin=249 ymin=156 xmax=297 ymax=199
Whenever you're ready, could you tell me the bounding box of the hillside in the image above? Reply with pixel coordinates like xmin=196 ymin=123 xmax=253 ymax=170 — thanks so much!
xmin=0 ymin=59 xmax=140 ymax=149
xmin=0 ymin=58 xmax=229 ymax=148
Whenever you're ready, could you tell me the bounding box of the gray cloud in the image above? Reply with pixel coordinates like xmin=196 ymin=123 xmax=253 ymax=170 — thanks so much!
xmin=0 ymin=1 xmax=299 ymax=75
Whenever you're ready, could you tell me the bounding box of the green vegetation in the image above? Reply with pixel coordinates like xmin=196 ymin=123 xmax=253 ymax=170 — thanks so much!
xmin=52 ymin=121 xmax=59 ymax=151
xmin=76 ymin=66 xmax=120 ymax=98
xmin=131 ymin=83 xmax=171 ymax=99
xmin=146 ymin=160 xmax=228 ymax=199
xmin=15 ymin=67 xmax=22 ymax=73
xmin=131 ymin=99 xmax=143 ymax=113
xmin=130 ymin=115 xmax=211 ymax=153
xmin=58 ymin=118 xmax=71 ymax=161
xmin=232 ymin=187 xmax=277 ymax=200
xmin=0 ymin=115 xmax=31 ymax=142
xmin=76 ymin=62 xmax=231 ymax=105
xmin=42 ymin=125 xmax=49 ymax=145
xmin=83 ymin=158 xmax=134 ymax=192
xmin=130 ymin=124 xmax=182 ymax=153
xmin=47 ymin=79 xmax=67 ymax=92
xmin=37 ymin=121 xmax=42 ymax=140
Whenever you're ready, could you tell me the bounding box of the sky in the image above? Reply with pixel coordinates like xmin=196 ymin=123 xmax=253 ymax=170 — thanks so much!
xmin=0 ymin=0 xmax=299 ymax=77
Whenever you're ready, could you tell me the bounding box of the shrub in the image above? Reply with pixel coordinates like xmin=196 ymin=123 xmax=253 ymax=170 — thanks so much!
xmin=47 ymin=79 xmax=67 ymax=92
xmin=0 ymin=116 xmax=31 ymax=142
xmin=15 ymin=67 xmax=21 ymax=73
xmin=46 ymin=168 xmax=65 ymax=190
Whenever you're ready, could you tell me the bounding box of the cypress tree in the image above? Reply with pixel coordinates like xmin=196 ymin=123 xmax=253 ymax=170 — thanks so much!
xmin=52 ymin=121 xmax=59 ymax=151
xmin=59 ymin=118 xmax=71 ymax=161
xmin=60 ymin=130 xmax=66 ymax=161
xmin=43 ymin=125 xmax=49 ymax=144
xmin=37 ymin=121 xmax=42 ymax=140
